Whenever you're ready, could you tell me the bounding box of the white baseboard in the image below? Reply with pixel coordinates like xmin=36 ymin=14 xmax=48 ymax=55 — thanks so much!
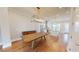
xmin=2 ymin=42 xmax=11 ymax=48
xmin=2 ymin=38 xmax=22 ymax=48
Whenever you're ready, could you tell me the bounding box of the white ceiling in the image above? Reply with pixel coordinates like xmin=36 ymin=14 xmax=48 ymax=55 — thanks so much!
xmin=8 ymin=7 xmax=79 ymax=21
xmin=8 ymin=7 xmax=71 ymax=17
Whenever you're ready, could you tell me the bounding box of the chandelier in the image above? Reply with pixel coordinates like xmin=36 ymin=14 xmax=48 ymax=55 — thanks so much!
xmin=32 ymin=7 xmax=45 ymax=23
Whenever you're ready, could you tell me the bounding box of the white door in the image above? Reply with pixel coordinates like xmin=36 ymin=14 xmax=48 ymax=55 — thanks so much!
xmin=59 ymin=22 xmax=69 ymax=47
xmin=62 ymin=23 xmax=69 ymax=46
xmin=70 ymin=21 xmax=79 ymax=51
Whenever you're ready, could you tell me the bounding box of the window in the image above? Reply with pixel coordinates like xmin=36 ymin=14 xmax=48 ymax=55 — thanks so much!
xmin=64 ymin=23 xmax=69 ymax=33
xmin=52 ymin=23 xmax=60 ymax=33
xmin=63 ymin=23 xmax=69 ymax=43
xmin=64 ymin=34 xmax=69 ymax=43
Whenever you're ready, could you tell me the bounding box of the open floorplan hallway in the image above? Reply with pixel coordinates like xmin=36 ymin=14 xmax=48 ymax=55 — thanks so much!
xmin=1 ymin=7 xmax=79 ymax=52
xmin=0 ymin=35 xmax=65 ymax=52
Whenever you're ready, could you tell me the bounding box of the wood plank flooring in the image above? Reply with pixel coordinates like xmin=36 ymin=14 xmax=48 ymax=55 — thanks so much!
xmin=0 ymin=35 xmax=66 ymax=52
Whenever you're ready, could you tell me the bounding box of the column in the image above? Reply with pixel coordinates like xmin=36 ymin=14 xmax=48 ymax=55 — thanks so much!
xmin=0 ymin=7 xmax=11 ymax=48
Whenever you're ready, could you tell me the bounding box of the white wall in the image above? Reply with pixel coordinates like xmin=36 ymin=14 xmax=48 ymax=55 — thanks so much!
xmin=0 ymin=7 xmax=11 ymax=48
xmin=67 ymin=8 xmax=79 ymax=52
xmin=0 ymin=7 xmax=40 ymax=48
xmin=0 ymin=20 xmax=2 ymax=45
xmin=8 ymin=11 xmax=40 ymax=41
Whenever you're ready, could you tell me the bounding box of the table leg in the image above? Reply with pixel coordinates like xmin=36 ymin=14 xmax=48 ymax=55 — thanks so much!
xmin=44 ymin=36 xmax=46 ymax=40
xmin=41 ymin=37 xmax=42 ymax=40
xmin=31 ymin=40 xmax=35 ymax=49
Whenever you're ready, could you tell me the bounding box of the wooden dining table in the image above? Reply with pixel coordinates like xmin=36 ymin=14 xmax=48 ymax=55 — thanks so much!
xmin=22 ymin=32 xmax=47 ymax=49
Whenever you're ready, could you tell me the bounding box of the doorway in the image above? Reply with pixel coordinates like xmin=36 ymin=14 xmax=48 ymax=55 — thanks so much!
xmin=69 ymin=21 xmax=79 ymax=51
xmin=47 ymin=21 xmax=70 ymax=47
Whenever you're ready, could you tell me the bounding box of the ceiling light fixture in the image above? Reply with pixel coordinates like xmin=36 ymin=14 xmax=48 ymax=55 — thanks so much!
xmin=32 ymin=7 xmax=44 ymax=23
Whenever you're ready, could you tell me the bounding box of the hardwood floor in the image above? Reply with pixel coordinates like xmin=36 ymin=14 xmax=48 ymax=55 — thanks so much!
xmin=0 ymin=35 xmax=66 ymax=52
